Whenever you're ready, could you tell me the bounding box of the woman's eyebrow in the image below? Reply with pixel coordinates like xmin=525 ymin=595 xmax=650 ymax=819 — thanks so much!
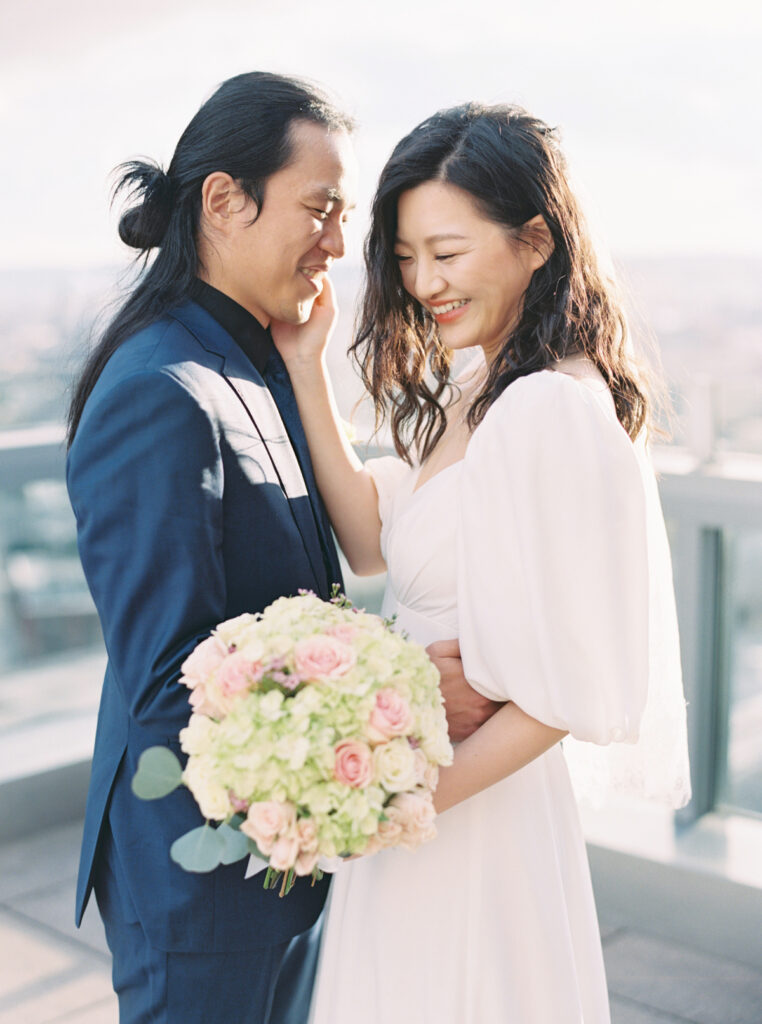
xmin=395 ymin=232 xmax=469 ymax=245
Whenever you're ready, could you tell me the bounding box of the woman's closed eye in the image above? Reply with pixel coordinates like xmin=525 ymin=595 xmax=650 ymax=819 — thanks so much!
xmin=311 ymin=207 xmax=330 ymax=221
xmin=394 ymin=253 xmax=459 ymax=263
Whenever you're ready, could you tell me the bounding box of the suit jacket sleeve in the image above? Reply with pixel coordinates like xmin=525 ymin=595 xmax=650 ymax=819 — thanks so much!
xmin=67 ymin=367 xmax=226 ymax=738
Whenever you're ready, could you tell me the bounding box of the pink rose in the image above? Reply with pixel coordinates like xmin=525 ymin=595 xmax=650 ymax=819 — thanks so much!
xmin=401 ymin=822 xmax=437 ymax=850
xmin=367 ymin=688 xmax=414 ymax=742
xmin=376 ymin=816 xmax=404 ymax=847
xmin=294 ymin=849 xmax=320 ymax=877
xmin=423 ymin=761 xmax=440 ymax=791
xmin=389 ymin=791 xmax=436 ymax=828
xmin=180 ymin=635 xmax=228 ymax=688
xmin=412 ymin=747 xmax=440 ymax=790
xmin=388 ymin=792 xmax=437 ymax=849
xmin=296 ymin=818 xmax=319 ymax=854
xmin=188 ymin=681 xmax=235 ymax=720
xmin=326 ymin=624 xmax=358 ymax=645
xmin=334 ymin=740 xmax=374 ymax=788
xmin=188 ymin=682 xmax=220 ymax=718
xmin=216 ymin=652 xmax=264 ymax=697
xmin=270 ymin=834 xmax=301 ymax=872
xmin=241 ymin=801 xmax=295 ymax=855
xmin=294 ymin=634 xmax=356 ymax=680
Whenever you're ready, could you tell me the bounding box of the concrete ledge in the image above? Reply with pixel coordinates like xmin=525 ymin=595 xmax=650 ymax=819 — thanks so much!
xmin=583 ymin=800 xmax=762 ymax=971
xmin=0 ymin=759 xmax=90 ymax=843
xmin=589 ymin=839 xmax=762 ymax=971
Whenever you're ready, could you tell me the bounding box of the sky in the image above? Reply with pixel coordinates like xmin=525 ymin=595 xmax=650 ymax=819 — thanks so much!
xmin=1 ymin=0 xmax=761 ymax=269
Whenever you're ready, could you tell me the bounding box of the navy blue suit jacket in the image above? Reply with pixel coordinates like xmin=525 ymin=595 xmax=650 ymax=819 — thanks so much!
xmin=67 ymin=300 xmax=342 ymax=952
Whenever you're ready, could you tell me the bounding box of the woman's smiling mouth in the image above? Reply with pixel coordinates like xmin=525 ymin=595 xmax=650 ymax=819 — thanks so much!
xmin=430 ymin=299 xmax=470 ymax=322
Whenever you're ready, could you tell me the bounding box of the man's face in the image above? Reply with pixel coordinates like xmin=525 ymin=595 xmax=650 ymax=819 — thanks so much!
xmin=223 ymin=120 xmax=357 ymax=327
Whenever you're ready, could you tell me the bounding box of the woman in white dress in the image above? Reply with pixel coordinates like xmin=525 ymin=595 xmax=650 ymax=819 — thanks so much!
xmin=272 ymin=103 xmax=691 ymax=1024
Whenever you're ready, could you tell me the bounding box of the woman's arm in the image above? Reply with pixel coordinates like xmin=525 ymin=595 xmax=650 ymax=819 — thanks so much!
xmin=271 ymin=280 xmax=385 ymax=576
xmin=433 ymin=703 xmax=567 ymax=814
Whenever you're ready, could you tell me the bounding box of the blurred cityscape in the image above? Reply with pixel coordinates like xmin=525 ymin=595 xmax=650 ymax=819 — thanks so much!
xmin=3 ymin=255 xmax=762 ymax=443
xmin=0 ymin=256 xmax=761 ymax=817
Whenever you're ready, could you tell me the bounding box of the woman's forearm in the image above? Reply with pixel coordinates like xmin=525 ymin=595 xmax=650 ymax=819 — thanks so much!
xmin=287 ymin=357 xmax=385 ymax=576
xmin=433 ymin=701 xmax=567 ymax=814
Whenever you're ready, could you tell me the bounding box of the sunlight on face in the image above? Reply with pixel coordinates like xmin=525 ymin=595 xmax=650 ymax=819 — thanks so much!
xmin=395 ymin=181 xmax=543 ymax=364
xmin=226 ymin=121 xmax=358 ymax=326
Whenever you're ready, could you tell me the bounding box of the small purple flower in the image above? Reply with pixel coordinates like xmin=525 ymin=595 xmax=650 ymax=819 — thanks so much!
xmin=228 ymin=790 xmax=250 ymax=813
xmin=272 ymin=671 xmax=301 ymax=690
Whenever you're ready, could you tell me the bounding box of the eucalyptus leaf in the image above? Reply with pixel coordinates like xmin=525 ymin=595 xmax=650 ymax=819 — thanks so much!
xmin=131 ymin=747 xmax=183 ymax=800
xmin=170 ymin=825 xmax=223 ymax=873
xmin=217 ymin=823 xmax=251 ymax=865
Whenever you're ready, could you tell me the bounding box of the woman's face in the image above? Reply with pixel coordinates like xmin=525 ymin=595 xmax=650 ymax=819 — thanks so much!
xmin=394 ymin=181 xmax=545 ymax=363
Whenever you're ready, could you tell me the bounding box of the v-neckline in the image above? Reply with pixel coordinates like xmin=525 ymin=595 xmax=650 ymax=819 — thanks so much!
xmin=411 ymin=458 xmax=464 ymax=498
xmin=409 ymin=354 xmax=483 ymax=498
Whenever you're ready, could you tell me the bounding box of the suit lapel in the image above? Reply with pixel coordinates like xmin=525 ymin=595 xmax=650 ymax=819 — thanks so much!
xmin=263 ymin=349 xmax=343 ymax=593
xmin=169 ymin=302 xmax=331 ymax=592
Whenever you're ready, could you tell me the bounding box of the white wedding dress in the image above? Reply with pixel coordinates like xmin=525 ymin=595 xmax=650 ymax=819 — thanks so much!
xmin=308 ymin=360 xmax=690 ymax=1024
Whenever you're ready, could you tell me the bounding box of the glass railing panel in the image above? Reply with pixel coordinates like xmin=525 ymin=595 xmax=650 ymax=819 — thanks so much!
xmin=719 ymin=530 xmax=762 ymax=816
xmin=0 ymin=468 xmax=105 ymax=744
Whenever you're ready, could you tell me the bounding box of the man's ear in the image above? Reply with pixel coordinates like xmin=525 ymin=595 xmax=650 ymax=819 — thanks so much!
xmin=200 ymin=172 xmax=254 ymax=232
xmin=522 ymin=214 xmax=555 ymax=270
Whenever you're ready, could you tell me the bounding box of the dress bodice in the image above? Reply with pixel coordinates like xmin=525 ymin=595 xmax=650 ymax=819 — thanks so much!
xmin=369 ymin=458 xmax=462 ymax=647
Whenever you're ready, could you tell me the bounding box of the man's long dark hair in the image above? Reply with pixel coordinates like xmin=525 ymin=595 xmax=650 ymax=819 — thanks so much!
xmin=67 ymin=71 xmax=354 ymax=447
xmin=353 ymin=103 xmax=652 ymax=462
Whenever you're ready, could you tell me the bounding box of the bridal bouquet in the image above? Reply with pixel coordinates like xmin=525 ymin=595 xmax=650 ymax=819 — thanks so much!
xmin=132 ymin=590 xmax=453 ymax=895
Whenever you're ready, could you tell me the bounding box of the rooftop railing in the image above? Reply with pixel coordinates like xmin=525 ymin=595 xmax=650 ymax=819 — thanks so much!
xmin=1 ymin=424 xmax=761 ymax=825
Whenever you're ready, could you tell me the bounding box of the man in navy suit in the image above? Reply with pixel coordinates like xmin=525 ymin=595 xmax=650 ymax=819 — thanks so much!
xmin=67 ymin=73 xmax=498 ymax=1023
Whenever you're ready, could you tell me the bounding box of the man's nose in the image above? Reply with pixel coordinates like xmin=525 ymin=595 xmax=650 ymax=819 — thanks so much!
xmin=319 ymin=219 xmax=346 ymax=259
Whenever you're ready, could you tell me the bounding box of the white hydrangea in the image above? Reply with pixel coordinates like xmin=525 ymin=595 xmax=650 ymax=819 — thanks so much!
xmin=179 ymin=714 xmax=217 ymax=756
xmin=178 ymin=593 xmax=453 ymax=865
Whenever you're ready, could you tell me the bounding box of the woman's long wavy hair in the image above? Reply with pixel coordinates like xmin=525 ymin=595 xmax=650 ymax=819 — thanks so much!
xmin=353 ymin=103 xmax=651 ymax=462
xmin=66 ymin=72 xmax=354 ymax=448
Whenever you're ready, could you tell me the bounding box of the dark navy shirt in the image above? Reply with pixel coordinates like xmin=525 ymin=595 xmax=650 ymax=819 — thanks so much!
xmin=190 ymin=278 xmax=272 ymax=374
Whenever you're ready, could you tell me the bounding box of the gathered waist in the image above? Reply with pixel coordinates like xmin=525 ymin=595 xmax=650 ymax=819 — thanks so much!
xmin=389 ymin=600 xmax=459 ymax=648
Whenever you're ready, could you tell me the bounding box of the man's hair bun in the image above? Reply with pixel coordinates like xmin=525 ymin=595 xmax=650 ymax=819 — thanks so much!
xmin=115 ymin=160 xmax=175 ymax=251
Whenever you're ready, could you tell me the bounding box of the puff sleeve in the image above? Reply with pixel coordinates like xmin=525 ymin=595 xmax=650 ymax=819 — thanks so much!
xmin=457 ymin=371 xmax=651 ymax=746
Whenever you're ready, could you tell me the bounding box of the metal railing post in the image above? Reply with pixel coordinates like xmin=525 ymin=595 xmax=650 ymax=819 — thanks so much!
xmin=672 ymin=525 xmax=725 ymax=825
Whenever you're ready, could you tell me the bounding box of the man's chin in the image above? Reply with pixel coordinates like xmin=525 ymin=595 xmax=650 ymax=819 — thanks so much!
xmin=283 ymin=299 xmax=317 ymax=325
